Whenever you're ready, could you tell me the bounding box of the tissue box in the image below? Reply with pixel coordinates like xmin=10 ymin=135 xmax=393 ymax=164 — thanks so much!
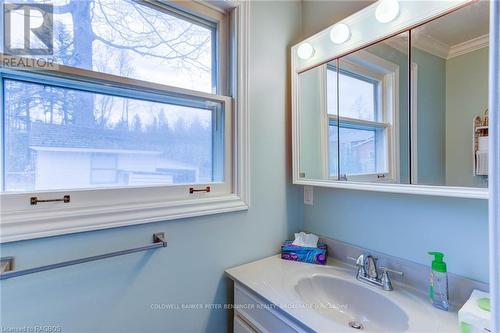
xmin=281 ymin=240 xmax=327 ymax=265
xmin=458 ymin=290 xmax=491 ymax=333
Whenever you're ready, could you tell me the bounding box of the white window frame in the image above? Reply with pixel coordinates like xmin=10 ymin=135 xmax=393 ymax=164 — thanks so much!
xmin=323 ymin=51 xmax=400 ymax=183
xmin=0 ymin=0 xmax=250 ymax=243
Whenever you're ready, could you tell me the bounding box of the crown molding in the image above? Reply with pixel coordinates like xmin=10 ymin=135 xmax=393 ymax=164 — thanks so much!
xmin=381 ymin=33 xmax=449 ymax=59
xmin=413 ymin=33 xmax=450 ymax=59
xmin=384 ymin=33 xmax=489 ymax=60
xmin=448 ymin=34 xmax=489 ymax=59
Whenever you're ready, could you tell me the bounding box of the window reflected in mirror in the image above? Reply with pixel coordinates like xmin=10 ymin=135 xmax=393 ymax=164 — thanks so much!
xmin=336 ymin=32 xmax=409 ymax=183
xmin=298 ymin=63 xmax=337 ymax=180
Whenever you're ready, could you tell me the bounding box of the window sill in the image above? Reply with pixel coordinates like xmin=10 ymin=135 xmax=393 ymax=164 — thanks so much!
xmin=0 ymin=194 xmax=248 ymax=243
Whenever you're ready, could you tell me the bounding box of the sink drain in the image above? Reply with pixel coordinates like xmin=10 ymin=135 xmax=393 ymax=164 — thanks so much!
xmin=348 ymin=321 xmax=364 ymax=330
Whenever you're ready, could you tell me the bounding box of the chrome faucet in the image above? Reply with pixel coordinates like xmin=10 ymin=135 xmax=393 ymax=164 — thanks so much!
xmin=348 ymin=253 xmax=404 ymax=291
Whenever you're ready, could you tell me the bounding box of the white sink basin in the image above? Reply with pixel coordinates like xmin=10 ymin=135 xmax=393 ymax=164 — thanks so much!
xmin=295 ymin=274 xmax=409 ymax=332
xmin=226 ymin=255 xmax=459 ymax=333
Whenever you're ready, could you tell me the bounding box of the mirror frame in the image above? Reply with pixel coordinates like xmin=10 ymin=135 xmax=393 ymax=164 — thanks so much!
xmin=291 ymin=0 xmax=488 ymax=199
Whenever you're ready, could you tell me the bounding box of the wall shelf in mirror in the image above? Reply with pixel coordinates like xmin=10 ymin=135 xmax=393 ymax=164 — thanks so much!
xmin=292 ymin=0 xmax=489 ymax=199
xmin=473 ymin=110 xmax=489 ymax=179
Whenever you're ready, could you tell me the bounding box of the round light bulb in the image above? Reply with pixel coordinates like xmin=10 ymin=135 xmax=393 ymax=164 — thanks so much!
xmin=375 ymin=0 xmax=400 ymax=23
xmin=297 ymin=43 xmax=315 ymax=60
xmin=330 ymin=23 xmax=351 ymax=44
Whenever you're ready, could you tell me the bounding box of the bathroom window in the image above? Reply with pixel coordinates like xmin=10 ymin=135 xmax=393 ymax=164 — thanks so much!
xmin=0 ymin=1 xmax=250 ymax=242
xmin=326 ymin=54 xmax=398 ymax=182
xmin=3 ymin=78 xmax=224 ymax=191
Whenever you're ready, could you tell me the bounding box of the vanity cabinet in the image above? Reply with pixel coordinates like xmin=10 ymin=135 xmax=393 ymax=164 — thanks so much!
xmin=292 ymin=0 xmax=490 ymax=199
xmin=233 ymin=283 xmax=308 ymax=333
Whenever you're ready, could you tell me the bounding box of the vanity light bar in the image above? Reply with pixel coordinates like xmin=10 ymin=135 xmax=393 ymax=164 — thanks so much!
xmin=296 ymin=0 xmax=399 ymax=60
xmin=292 ymin=0 xmax=472 ymax=72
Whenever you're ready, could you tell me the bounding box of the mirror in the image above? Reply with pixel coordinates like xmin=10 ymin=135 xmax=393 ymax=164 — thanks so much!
xmin=296 ymin=1 xmax=489 ymax=190
xmin=337 ymin=33 xmax=409 ymax=184
xmin=298 ymin=64 xmax=329 ymax=180
xmin=411 ymin=1 xmax=489 ymax=188
xmin=298 ymin=32 xmax=410 ymax=183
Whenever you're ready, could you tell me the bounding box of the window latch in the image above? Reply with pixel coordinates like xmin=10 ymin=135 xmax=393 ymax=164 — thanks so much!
xmin=377 ymin=174 xmax=386 ymax=179
xmin=189 ymin=186 xmax=211 ymax=194
xmin=30 ymin=195 xmax=70 ymax=205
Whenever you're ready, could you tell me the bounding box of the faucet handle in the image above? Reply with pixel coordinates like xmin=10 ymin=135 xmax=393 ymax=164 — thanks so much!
xmin=379 ymin=266 xmax=404 ymax=276
xmin=379 ymin=267 xmax=404 ymax=291
xmin=347 ymin=255 xmax=367 ymax=277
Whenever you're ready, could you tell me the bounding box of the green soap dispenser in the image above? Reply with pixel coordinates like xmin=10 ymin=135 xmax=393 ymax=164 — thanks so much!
xmin=428 ymin=252 xmax=449 ymax=311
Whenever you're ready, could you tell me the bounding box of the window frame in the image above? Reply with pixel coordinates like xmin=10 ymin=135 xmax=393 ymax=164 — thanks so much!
xmin=0 ymin=0 xmax=250 ymax=243
xmin=324 ymin=51 xmax=400 ymax=183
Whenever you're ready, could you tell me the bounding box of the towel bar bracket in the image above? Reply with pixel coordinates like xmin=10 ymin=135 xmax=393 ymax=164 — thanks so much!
xmin=153 ymin=232 xmax=167 ymax=247
xmin=1 ymin=257 xmax=14 ymax=273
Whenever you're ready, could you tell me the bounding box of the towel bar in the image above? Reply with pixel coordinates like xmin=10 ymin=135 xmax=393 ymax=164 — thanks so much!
xmin=0 ymin=233 xmax=167 ymax=280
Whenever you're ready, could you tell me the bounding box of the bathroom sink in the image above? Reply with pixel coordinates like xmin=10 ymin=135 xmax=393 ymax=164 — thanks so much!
xmin=227 ymin=256 xmax=458 ymax=333
xmin=295 ymin=274 xmax=409 ymax=332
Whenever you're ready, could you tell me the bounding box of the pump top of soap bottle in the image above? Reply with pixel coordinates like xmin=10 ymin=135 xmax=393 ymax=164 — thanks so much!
xmin=428 ymin=252 xmax=447 ymax=273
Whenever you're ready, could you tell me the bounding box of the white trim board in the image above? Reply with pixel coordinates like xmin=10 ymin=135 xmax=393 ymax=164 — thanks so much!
xmin=1 ymin=195 xmax=248 ymax=243
xmin=232 ymin=0 xmax=251 ymax=208
xmin=488 ymin=0 xmax=500 ymax=330
xmin=294 ymin=179 xmax=488 ymax=199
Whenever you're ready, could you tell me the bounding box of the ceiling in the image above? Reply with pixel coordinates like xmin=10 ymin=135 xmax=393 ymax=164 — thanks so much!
xmin=413 ymin=1 xmax=489 ymax=47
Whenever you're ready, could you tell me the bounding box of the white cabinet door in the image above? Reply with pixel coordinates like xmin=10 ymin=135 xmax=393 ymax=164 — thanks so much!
xmin=234 ymin=283 xmax=307 ymax=333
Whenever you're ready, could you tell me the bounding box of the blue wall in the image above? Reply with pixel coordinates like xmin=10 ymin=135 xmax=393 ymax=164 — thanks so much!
xmin=446 ymin=47 xmax=489 ymax=188
xmin=413 ymin=48 xmax=447 ymax=185
xmin=303 ymin=187 xmax=489 ymax=283
xmin=0 ymin=2 xmax=303 ymax=332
